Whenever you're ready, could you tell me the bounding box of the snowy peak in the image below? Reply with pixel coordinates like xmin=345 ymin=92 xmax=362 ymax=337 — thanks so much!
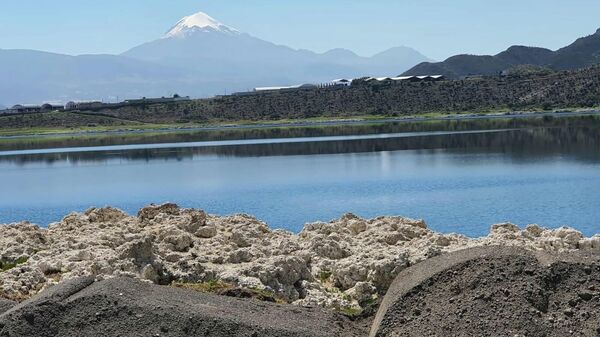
xmin=164 ymin=12 xmax=239 ymax=38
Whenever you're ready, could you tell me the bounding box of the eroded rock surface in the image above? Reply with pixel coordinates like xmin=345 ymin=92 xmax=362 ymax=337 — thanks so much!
xmin=1 ymin=204 xmax=599 ymax=312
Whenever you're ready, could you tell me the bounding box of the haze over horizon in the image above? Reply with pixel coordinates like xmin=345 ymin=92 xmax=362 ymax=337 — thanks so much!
xmin=1 ymin=0 xmax=599 ymax=60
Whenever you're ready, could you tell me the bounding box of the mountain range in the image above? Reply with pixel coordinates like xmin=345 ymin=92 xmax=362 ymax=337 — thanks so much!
xmin=124 ymin=13 xmax=430 ymax=83
xmin=404 ymin=28 xmax=600 ymax=78
xmin=0 ymin=12 xmax=430 ymax=106
xmin=3 ymin=12 xmax=600 ymax=107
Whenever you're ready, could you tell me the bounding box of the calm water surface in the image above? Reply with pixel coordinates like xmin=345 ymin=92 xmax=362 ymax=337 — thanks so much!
xmin=1 ymin=117 xmax=599 ymax=237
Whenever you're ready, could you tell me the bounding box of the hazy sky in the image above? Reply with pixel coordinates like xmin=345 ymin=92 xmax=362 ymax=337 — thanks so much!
xmin=1 ymin=0 xmax=599 ymax=60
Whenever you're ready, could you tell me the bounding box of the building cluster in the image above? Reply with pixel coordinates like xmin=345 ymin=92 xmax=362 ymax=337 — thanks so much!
xmin=361 ymin=75 xmax=445 ymax=83
xmin=1 ymin=95 xmax=191 ymax=115
xmin=7 ymin=103 xmax=64 ymax=114
xmin=231 ymin=75 xmax=445 ymax=96
xmin=253 ymin=83 xmax=319 ymax=93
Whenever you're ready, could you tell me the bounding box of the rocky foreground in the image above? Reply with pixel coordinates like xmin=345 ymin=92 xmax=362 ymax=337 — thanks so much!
xmin=0 ymin=277 xmax=363 ymax=337
xmin=1 ymin=204 xmax=599 ymax=314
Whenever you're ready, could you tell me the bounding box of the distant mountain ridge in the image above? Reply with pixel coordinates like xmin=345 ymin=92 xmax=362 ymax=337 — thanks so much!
xmin=122 ymin=12 xmax=431 ymax=86
xmin=404 ymin=27 xmax=600 ymax=78
xmin=0 ymin=12 xmax=431 ymax=106
xmin=0 ymin=49 xmax=192 ymax=105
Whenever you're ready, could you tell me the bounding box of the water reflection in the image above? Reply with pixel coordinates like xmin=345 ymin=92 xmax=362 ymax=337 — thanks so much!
xmin=2 ymin=126 xmax=600 ymax=166
xmin=2 ymin=115 xmax=599 ymax=152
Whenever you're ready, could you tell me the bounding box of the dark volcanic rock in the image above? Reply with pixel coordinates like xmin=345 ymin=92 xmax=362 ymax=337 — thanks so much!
xmin=370 ymin=246 xmax=600 ymax=337
xmin=0 ymin=277 xmax=362 ymax=337
xmin=0 ymin=299 xmax=15 ymax=315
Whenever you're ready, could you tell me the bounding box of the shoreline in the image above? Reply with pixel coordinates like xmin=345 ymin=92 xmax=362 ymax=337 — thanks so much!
xmin=1 ymin=204 xmax=598 ymax=310
xmin=1 ymin=109 xmax=599 ymax=139
xmin=0 ymin=128 xmax=518 ymax=157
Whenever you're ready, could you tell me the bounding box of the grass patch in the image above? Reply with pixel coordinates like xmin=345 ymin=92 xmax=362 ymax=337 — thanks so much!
xmin=172 ymin=280 xmax=287 ymax=304
xmin=0 ymin=256 xmax=29 ymax=272
xmin=172 ymin=279 xmax=235 ymax=293
xmin=337 ymin=306 xmax=363 ymax=318
xmin=336 ymin=297 xmax=381 ymax=319
xmin=1 ymin=108 xmax=598 ymax=138
xmin=0 ymin=262 xmax=17 ymax=272
xmin=318 ymin=270 xmax=332 ymax=282
xmin=246 ymin=287 xmax=287 ymax=304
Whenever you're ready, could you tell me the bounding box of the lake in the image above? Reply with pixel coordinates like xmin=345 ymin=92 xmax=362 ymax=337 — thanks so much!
xmin=1 ymin=116 xmax=599 ymax=237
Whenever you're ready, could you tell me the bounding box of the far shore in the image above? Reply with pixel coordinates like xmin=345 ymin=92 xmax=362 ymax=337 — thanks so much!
xmin=1 ymin=108 xmax=599 ymax=139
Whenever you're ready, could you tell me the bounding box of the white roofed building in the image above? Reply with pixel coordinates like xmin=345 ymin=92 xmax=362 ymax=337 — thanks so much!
xmin=254 ymin=84 xmax=317 ymax=92
xmin=331 ymin=79 xmax=352 ymax=86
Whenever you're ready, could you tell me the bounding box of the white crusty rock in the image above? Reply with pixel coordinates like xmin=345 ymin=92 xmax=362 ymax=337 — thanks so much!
xmin=1 ymin=205 xmax=598 ymax=311
xmin=0 ymin=223 xmax=48 ymax=261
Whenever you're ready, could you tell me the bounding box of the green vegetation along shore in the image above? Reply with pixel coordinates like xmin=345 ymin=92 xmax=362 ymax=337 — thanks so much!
xmin=0 ymin=108 xmax=599 ymax=140
xmin=1 ymin=66 xmax=599 ymax=138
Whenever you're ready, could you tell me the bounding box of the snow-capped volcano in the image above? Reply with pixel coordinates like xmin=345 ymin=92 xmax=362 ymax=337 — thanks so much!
xmin=164 ymin=12 xmax=239 ymax=38
xmin=119 ymin=10 xmax=430 ymax=99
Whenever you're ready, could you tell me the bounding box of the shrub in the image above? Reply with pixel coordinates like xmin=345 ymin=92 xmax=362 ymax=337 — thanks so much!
xmin=0 ymin=256 xmax=29 ymax=272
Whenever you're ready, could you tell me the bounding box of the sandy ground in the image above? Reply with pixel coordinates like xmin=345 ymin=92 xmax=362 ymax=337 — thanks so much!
xmin=371 ymin=246 xmax=600 ymax=337
xmin=0 ymin=277 xmax=365 ymax=337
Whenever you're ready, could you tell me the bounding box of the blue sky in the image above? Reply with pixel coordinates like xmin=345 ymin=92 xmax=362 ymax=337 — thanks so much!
xmin=1 ymin=0 xmax=599 ymax=60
